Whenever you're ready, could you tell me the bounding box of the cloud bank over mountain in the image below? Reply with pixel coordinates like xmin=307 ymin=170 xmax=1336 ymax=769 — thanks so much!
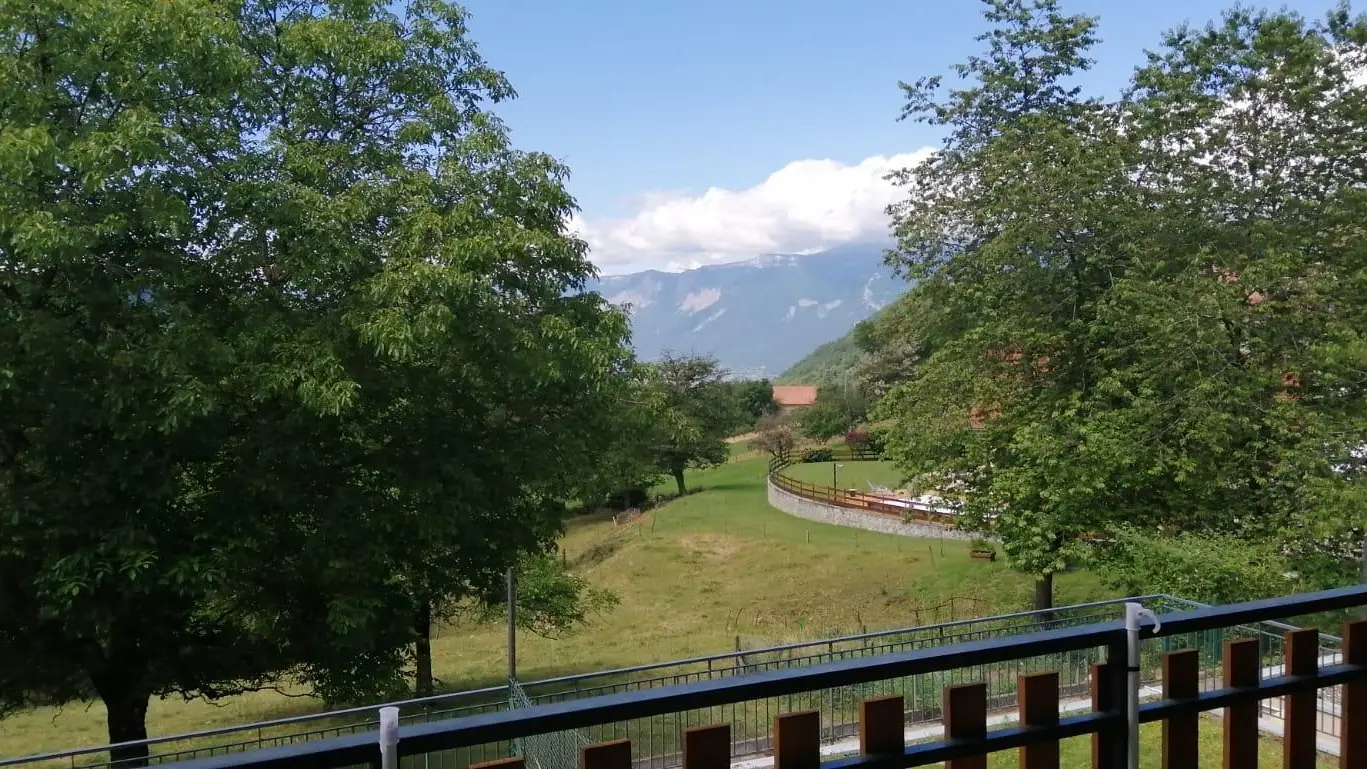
xmin=572 ymin=149 xmax=934 ymax=274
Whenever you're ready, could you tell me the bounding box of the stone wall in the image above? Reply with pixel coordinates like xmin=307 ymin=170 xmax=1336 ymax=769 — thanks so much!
xmin=766 ymin=477 xmax=980 ymax=541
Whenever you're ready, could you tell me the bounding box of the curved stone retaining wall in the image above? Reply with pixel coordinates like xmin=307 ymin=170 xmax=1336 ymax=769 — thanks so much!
xmin=766 ymin=476 xmax=979 ymax=541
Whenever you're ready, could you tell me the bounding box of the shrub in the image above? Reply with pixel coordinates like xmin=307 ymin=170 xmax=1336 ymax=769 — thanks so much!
xmin=801 ymin=448 xmax=834 ymax=463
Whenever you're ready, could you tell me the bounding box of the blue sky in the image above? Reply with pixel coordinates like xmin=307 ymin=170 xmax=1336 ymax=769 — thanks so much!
xmin=458 ymin=0 xmax=1346 ymax=273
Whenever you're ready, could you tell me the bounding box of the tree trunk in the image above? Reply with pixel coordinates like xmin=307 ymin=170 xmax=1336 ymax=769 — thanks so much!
xmin=92 ymin=668 xmax=151 ymax=768
xmin=672 ymin=465 xmax=687 ymax=496
xmin=414 ymin=600 xmax=434 ymax=697
xmin=1034 ymin=572 xmax=1055 ymax=623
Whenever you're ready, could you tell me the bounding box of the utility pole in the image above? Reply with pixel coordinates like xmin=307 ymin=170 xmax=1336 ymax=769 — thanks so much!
xmin=506 ymin=566 xmax=517 ymax=682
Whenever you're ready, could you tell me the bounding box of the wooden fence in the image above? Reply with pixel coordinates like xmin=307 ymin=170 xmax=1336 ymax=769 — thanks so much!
xmin=766 ymin=452 xmax=960 ymax=528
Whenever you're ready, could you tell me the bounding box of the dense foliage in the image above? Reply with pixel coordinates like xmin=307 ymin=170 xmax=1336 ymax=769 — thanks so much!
xmin=796 ymin=386 xmax=870 ymax=441
xmin=776 ymin=333 xmax=863 ymax=387
xmin=0 ymin=0 xmax=632 ymax=759
xmin=879 ymin=0 xmax=1367 ymax=609
xmin=643 ymin=353 xmax=737 ymax=495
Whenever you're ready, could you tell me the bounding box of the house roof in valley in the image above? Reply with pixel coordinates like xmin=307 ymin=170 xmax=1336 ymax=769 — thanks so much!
xmin=772 ymin=385 xmax=818 ymax=408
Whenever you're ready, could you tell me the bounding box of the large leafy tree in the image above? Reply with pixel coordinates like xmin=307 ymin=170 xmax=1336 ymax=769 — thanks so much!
xmin=881 ymin=0 xmax=1127 ymax=610
xmin=730 ymin=379 xmax=779 ymax=426
xmin=1085 ymin=4 xmax=1367 ymax=597
xmin=646 ymin=353 xmax=736 ymax=495
xmin=0 ymin=0 xmax=630 ymax=761
xmin=564 ymin=362 xmax=671 ymax=510
xmin=797 ymin=385 xmax=869 ymax=441
xmin=880 ymin=0 xmax=1367 ymax=609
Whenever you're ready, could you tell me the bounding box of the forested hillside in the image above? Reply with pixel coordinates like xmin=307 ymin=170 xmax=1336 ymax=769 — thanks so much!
xmin=775 ymin=330 xmax=862 ymax=386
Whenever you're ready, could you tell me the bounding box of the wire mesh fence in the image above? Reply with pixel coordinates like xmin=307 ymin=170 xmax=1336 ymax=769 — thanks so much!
xmin=509 ymin=679 xmax=590 ymax=769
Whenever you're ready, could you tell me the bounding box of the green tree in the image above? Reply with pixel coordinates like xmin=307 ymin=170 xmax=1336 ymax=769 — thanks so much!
xmin=478 ymin=553 xmax=619 ymax=639
xmin=565 ymin=362 xmax=669 ymax=510
xmin=647 ymin=353 xmax=735 ymax=495
xmin=1081 ymin=4 xmax=1367 ymax=596
xmin=880 ymin=0 xmax=1139 ymax=610
xmin=0 ymin=0 xmax=631 ymax=760
xmin=798 ymin=386 xmax=868 ymax=441
xmin=734 ymin=379 xmax=779 ymax=424
xmin=881 ymin=0 xmax=1367 ymax=609
xmin=851 ymin=289 xmax=947 ymax=399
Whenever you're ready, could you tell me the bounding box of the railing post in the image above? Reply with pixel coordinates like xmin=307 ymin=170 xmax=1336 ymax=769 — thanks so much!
xmin=858 ymin=695 xmax=905 ymax=757
xmin=1222 ymin=638 xmax=1260 ymax=769
xmin=1160 ymin=649 xmax=1198 ymax=769
xmin=581 ymin=740 xmax=632 ymax=769
xmin=1019 ymin=671 xmax=1059 ymax=769
xmin=1284 ymin=628 xmax=1319 ymax=769
xmin=944 ymin=683 xmax=987 ymax=769
xmin=773 ymin=711 xmax=820 ymax=769
xmin=682 ymin=724 xmax=731 ymax=769
xmin=1094 ymin=636 xmax=1129 ymax=769
xmin=1123 ymin=603 xmax=1160 ymax=769
xmin=1343 ymin=621 xmax=1367 ymax=769
xmin=378 ymin=706 xmax=399 ymax=769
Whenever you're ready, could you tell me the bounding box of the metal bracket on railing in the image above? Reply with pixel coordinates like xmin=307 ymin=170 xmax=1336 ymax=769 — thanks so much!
xmin=1124 ymin=603 xmax=1160 ymax=769
xmin=379 ymin=706 xmax=400 ymax=769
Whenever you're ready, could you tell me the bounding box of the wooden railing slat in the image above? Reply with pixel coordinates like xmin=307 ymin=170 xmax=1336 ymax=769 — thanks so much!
xmin=944 ymin=683 xmax=987 ymax=769
xmin=1223 ymin=638 xmax=1260 ymax=769
xmin=859 ymin=695 xmax=905 ymax=757
xmin=682 ymin=724 xmax=731 ymax=769
xmin=470 ymin=758 xmax=525 ymax=769
xmin=581 ymin=739 xmax=632 ymax=769
xmin=1343 ymin=620 xmax=1367 ymax=769
xmin=1161 ymin=649 xmax=1199 ymax=769
xmin=1019 ymin=671 xmax=1059 ymax=769
xmin=773 ymin=710 xmax=820 ymax=769
xmin=1091 ymin=662 xmax=1119 ymax=769
xmin=1283 ymin=628 xmax=1319 ymax=769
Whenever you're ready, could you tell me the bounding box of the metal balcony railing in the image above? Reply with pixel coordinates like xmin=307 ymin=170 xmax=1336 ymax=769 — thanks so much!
xmin=22 ymin=584 xmax=1365 ymax=769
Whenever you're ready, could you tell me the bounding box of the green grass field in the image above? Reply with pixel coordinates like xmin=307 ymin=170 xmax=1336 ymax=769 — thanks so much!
xmin=0 ymin=457 xmax=1327 ymax=768
xmin=783 ymin=460 xmax=907 ymax=491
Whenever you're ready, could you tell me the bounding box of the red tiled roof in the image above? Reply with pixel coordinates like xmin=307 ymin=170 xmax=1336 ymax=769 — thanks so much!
xmin=773 ymin=385 xmax=818 ymax=408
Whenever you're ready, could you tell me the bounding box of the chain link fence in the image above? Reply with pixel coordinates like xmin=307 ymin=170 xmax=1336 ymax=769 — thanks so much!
xmin=509 ymin=679 xmax=590 ymax=769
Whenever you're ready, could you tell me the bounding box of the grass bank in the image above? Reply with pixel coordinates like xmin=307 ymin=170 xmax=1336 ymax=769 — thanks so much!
xmin=781 ymin=460 xmax=905 ymax=491
xmin=3 ymin=457 xmax=1107 ymax=757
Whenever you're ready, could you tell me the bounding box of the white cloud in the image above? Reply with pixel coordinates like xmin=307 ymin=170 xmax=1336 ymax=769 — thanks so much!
xmin=572 ymin=149 xmax=934 ymax=275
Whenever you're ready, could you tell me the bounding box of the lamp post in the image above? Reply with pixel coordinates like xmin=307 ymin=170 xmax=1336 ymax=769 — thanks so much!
xmin=833 ymin=462 xmax=843 ymax=490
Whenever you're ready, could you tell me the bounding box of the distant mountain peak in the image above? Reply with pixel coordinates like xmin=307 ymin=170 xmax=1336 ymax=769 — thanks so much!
xmin=586 ymin=245 xmax=907 ymax=376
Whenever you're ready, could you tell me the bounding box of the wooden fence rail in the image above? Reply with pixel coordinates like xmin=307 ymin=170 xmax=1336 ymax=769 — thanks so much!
xmin=766 ymin=455 xmax=960 ymax=527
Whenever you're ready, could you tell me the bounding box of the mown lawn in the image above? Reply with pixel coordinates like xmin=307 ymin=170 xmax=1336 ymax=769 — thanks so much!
xmin=4 ymin=457 xmax=1103 ymax=758
xmin=782 ymin=460 xmax=906 ymax=492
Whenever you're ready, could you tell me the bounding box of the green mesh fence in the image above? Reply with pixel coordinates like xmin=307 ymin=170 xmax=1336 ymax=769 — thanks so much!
xmin=510 ymin=678 xmax=591 ymax=769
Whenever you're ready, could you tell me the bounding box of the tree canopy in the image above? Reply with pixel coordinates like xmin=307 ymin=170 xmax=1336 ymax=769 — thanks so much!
xmin=878 ymin=0 xmax=1367 ymax=608
xmin=0 ymin=0 xmax=631 ymax=761
xmin=644 ymin=353 xmax=736 ymax=496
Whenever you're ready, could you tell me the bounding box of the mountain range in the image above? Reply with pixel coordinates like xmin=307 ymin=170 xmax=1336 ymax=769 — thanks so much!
xmin=587 ymin=243 xmax=907 ymax=379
